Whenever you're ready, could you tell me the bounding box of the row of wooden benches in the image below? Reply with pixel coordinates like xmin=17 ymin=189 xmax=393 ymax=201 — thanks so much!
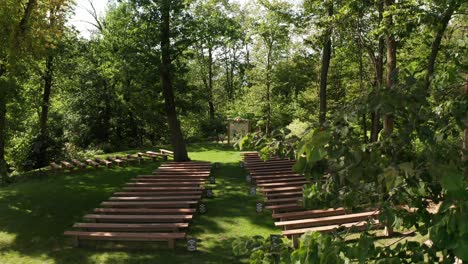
xmin=64 ymin=161 xmax=213 ymax=249
xmin=50 ymin=150 xmax=174 ymax=173
xmin=242 ymin=152 xmax=381 ymax=247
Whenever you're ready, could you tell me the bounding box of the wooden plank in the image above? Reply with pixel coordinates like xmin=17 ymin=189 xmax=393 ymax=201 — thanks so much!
xmin=93 ymin=208 xmax=196 ymax=215
xmin=265 ymin=197 xmax=302 ymax=205
xmin=63 ymin=231 xmax=185 ymax=249
xmin=84 ymin=214 xmax=193 ymax=222
xmin=85 ymin=159 xmax=99 ymax=169
xmin=260 ymin=186 xmax=303 ymax=193
xmin=73 ymin=222 xmax=189 ymax=232
xmin=256 ymin=181 xmax=308 ymax=188
xmin=130 ymin=178 xmax=205 ymax=183
xmin=275 ymin=211 xmax=380 ymax=230
xmin=122 ymin=187 xmax=203 ymax=191
xmin=125 ymin=182 xmax=203 ymax=187
xmin=282 ymin=220 xmax=382 ymax=236
xmin=273 ymin=208 xmax=346 ymax=221
xmin=109 ymin=195 xmax=201 ymax=201
xmin=255 ymin=176 xmax=306 ymax=184
xmin=101 ymin=201 xmax=197 ymax=208
xmin=113 ymin=191 xmax=203 ymax=197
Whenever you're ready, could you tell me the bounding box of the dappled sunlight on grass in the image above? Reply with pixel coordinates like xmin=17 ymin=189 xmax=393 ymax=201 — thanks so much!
xmin=0 ymin=143 xmax=279 ymax=263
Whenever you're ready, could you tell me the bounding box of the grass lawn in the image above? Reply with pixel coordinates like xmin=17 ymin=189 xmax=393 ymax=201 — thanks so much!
xmin=0 ymin=143 xmax=278 ymax=264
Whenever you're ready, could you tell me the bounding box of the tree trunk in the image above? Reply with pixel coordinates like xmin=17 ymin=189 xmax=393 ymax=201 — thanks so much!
xmin=37 ymin=55 xmax=54 ymax=167
xmin=208 ymin=46 xmax=215 ymax=119
xmin=265 ymin=43 xmax=272 ymax=135
xmin=463 ymin=82 xmax=467 ymax=164
xmin=0 ymin=98 xmax=7 ymax=184
xmin=160 ymin=0 xmax=189 ymax=162
xmin=383 ymin=0 xmax=396 ymax=136
xmin=423 ymin=2 xmax=459 ymax=93
xmin=370 ymin=2 xmax=385 ymax=142
xmin=319 ymin=3 xmax=333 ymax=127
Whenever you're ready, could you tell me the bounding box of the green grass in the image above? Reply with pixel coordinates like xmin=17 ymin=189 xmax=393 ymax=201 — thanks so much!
xmin=0 ymin=143 xmax=279 ymax=264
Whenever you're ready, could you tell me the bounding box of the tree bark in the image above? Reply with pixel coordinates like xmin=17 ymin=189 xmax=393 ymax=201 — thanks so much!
xmin=383 ymin=0 xmax=396 ymax=136
xmin=0 ymin=98 xmax=7 ymax=184
xmin=319 ymin=3 xmax=333 ymax=127
xmin=208 ymin=46 xmax=215 ymax=119
xmin=370 ymin=1 xmax=385 ymax=142
xmin=423 ymin=1 xmax=460 ymax=93
xmin=37 ymin=55 xmax=54 ymax=167
xmin=265 ymin=42 xmax=272 ymax=135
xmin=160 ymin=0 xmax=189 ymax=162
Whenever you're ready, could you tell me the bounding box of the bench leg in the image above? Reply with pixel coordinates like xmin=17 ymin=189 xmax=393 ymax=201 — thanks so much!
xmin=72 ymin=236 xmax=80 ymax=247
xmin=292 ymin=235 xmax=299 ymax=248
xmin=168 ymin=239 xmax=175 ymax=249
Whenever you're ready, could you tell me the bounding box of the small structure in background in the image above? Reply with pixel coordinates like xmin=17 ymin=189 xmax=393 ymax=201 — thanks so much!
xmin=227 ymin=118 xmax=251 ymax=144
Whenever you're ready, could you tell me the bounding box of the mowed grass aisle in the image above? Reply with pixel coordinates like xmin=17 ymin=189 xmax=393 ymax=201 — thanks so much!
xmin=0 ymin=144 xmax=279 ymax=264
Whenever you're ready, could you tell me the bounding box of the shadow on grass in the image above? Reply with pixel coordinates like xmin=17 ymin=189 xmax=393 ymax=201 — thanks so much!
xmin=0 ymin=149 xmax=277 ymax=264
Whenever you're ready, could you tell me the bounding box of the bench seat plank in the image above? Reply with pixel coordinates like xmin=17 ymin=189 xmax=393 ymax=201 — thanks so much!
xmin=73 ymin=222 xmax=189 ymax=231
xmin=272 ymin=208 xmax=346 ymax=221
xmin=282 ymin=220 xmax=382 ymax=236
xmin=93 ymin=208 xmax=196 ymax=215
xmin=109 ymin=195 xmax=201 ymax=201
xmin=84 ymin=214 xmax=193 ymax=222
xmin=113 ymin=191 xmax=203 ymax=197
xmin=101 ymin=201 xmax=198 ymax=208
xmin=64 ymin=231 xmax=186 ymax=249
xmin=275 ymin=211 xmax=380 ymax=229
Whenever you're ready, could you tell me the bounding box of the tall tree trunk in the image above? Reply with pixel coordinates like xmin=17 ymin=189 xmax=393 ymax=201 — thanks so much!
xmin=37 ymin=55 xmax=54 ymax=167
xmin=0 ymin=98 xmax=7 ymax=184
xmin=424 ymin=2 xmax=460 ymax=93
xmin=383 ymin=0 xmax=396 ymax=136
xmin=463 ymin=82 xmax=467 ymax=164
xmin=319 ymin=3 xmax=333 ymax=127
xmin=265 ymin=43 xmax=272 ymax=135
xmin=160 ymin=0 xmax=189 ymax=162
xmin=370 ymin=1 xmax=385 ymax=142
xmin=208 ymin=46 xmax=215 ymax=119
xmin=358 ymin=31 xmax=368 ymax=143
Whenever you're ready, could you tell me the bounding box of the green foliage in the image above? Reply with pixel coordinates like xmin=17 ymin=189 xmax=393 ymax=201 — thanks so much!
xmin=232 ymin=235 xmax=293 ymax=264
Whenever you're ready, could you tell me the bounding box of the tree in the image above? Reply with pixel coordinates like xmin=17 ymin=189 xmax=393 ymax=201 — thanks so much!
xmin=160 ymin=0 xmax=189 ymax=161
xmin=383 ymin=0 xmax=397 ymax=136
xmin=0 ymin=0 xmax=45 ymax=183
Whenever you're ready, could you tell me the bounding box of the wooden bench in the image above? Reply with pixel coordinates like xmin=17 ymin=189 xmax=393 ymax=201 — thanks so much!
xmin=250 ymin=169 xmax=295 ymax=175
xmin=73 ymin=222 xmax=189 ymax=232
xmin=138 ymin=152 xmax=157 ymax=161
xmin=116 ymin=155 xmax=137 ymax=165
xmin=72 ymin=159 xmax=87 ymax=170
xmin=109 ymin=195 xmax=202 ymax=201
xmin=61 ymin=161 xmax=75 ymax=172
xmin=107 ymin=157 xmax=125 ymax=167
xmin=95 ymin=158 xmax=112 ymax=168
xmin=264 ymin=192 xmax=303 ymax=199
xmin=126 ymin=154 xmax=143 ymax=164
xmin=146 ymin=151 xmax=169 ymax=160
xmin=260 ymin=186 xmax=304 ymax=194
xmin=273 ymin=208 xmax=346 ymax=221
xmin=125 ymin=182 xmax=203 ymax=187
xmin=255 ymin=176 xmax=306 ymax=184
xmin=50 ymin=162 xmax=62 ymax=174
xmin=159 ymin=149 xmax=174 ymax=157
xmin=265 ymin=197 xmax=302 ymax=205
xmin=113 ymin=191 xmax=203 ymax=197
xmin=64 ymin=231 xmax=186 ymax=249
xmin=275 ymin=211 xmax=380 ymax=230
xmin=256 ymin=180 xmax=308 ymax=188
xmin=101 ymin=201 xmax=198 ymax=208
xmin=265 ymin=203 xmax=303 ymax=214
xmin=85 ymin=159 xmax=100 ymax=169
xmin=122 ymin=187 xmax=203 ymax=192
xmin=130 ymin=178 xmax=205 ymax=183
xmin=93 ymin=208 xmax=196 ymax=215
xmin=282 ymin=220 xmax=382 ymax=247
xmin=84 ymin=214 xmax=193 ymax=223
